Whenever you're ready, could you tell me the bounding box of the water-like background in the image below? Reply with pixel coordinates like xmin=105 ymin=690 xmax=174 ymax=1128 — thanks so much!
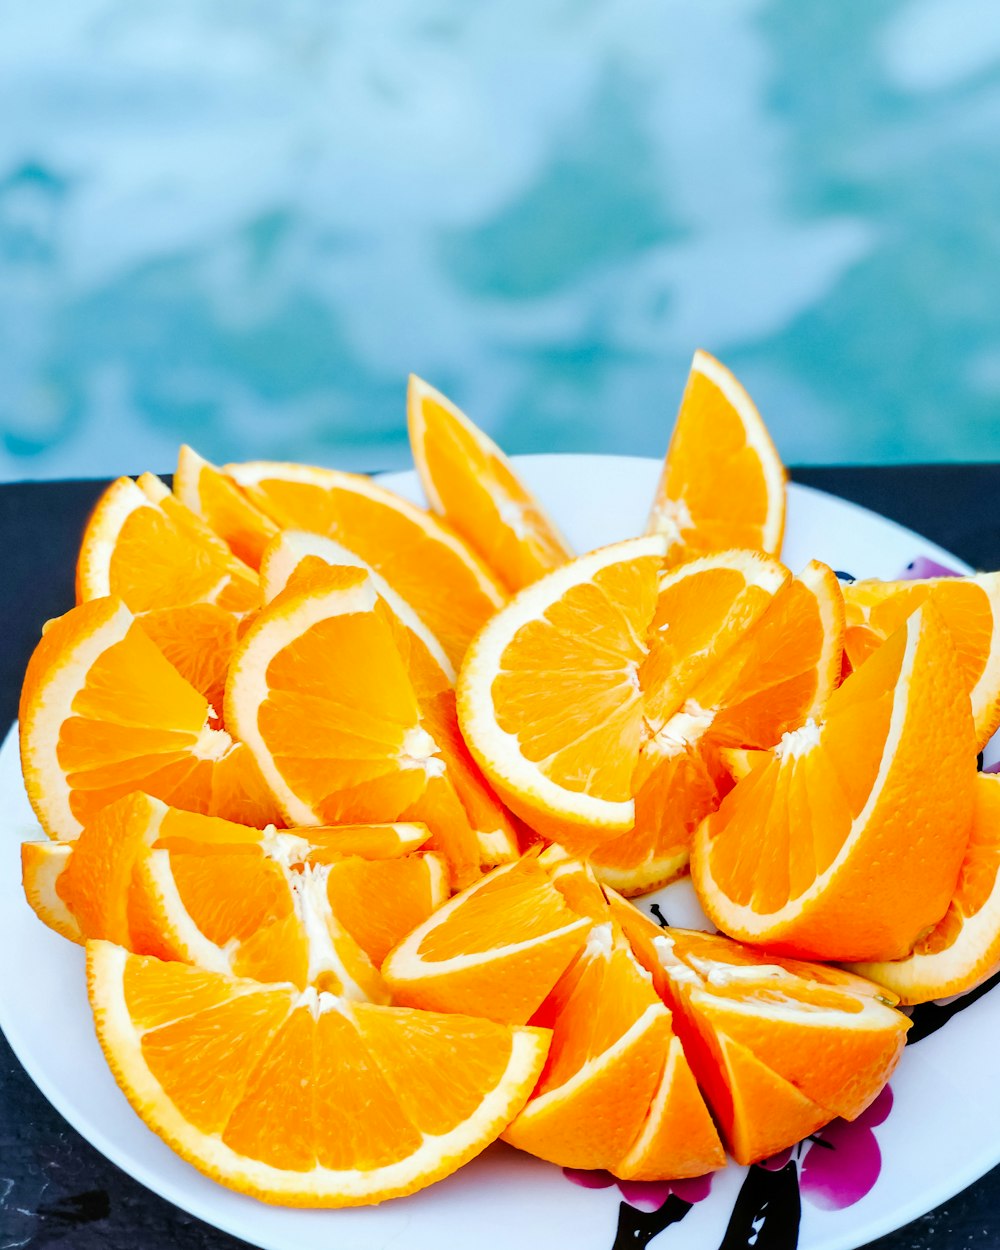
xmin=2 ymin=0 xmax=1000 ymax=481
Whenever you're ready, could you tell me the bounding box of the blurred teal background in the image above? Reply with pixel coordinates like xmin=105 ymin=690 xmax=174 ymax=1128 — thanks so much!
xmin=2 ymin=0 xmax=1000 ymax=481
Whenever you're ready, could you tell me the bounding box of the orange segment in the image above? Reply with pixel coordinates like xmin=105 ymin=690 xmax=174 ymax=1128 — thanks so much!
xmin=174 ymin=445 xmax=279 ymax=569
xmin=693 ymin=605 xmax=979 ymax=960
xmin=458 ymin=537 xmax=669 ymax=849
xmin=322 ymin=853 xmax=449 ymax=966
xmin=18 ymin=598 xmax=281 ymax=840
xmin=647 ymin=350 xmax=786 ymax=558
xmin=382 ymin=857 xmax=591 ymax=1024
xmin=844 ymin=573 xmax=1000 ymax=749
xmin=612 ymin=902 xmax=908 ymax=1165
xmin=407 ymin=375 xmax=574 ymax=592
xmin=20 ymin=841 xmax=81 ymax=943
xmin=88 ymin=943 xmax=549 ymax=1206
xmin=851 ymin=773 xmax=1000 ymax=1003
xmin=226 ymin=460 xmax=506 ymax=666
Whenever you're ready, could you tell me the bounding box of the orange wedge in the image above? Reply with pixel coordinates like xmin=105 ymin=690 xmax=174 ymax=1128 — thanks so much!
xmin=612 ymin=902 xmax=909 ymax=1165
xmin=647 ymin=350 xmax=786 ymax=558
xmin=407 ymin=375 xmax=573 ymax=592
xmin=382 ymin=857 xmax=591 ymax=1024
xmin=457 ymin=536 xmax=669 ymax=850
xmin=851 ymin=773 xmax=1000 ymax=1003
xmin=588 ymin=559 xmax=842 ymax=895
xmin=693 ymin=604 xmax=978 ymax=961
xmin=844 ymin=573 xmax=1000 ymax=749
xmin=87 ymin=942 xmax=549 ymax=1206
xmin=225 ymin=566 xmax=499 ymax=886
xmin=20 ymin=841 xmax=80 ymax=943
xmin=225 ymin=460 xmax=506 ymax=666
xmin=503 ymin=922 xmax=723 ymax=1176
xmin=19 ymin=597 xmax=281 ymax=840
xmin=174 ymin=445 xmax=279 ymax=569
xmin=75 ymin=474 xmax=260 ymax=709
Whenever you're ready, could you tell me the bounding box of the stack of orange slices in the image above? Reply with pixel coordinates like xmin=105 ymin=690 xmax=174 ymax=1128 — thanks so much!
xmin=15 ymin=351 xmax=1000 ymax=1208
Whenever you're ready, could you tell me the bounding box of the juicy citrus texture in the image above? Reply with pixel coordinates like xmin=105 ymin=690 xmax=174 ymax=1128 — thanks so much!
xmin=87 ymin=942 xmax=549 ymax=1207
xmin=225 ymin=460 xmax=506 ymax=666
xmin=20 ymin=841 xmax=80 ymax=943
xmin=407 ymin=375 xmax=574 ymax=592
xmin=503 ymin=922 xmax=723 ymax=1176
xmin=19 ymin=598 xmax=281 ymax=840
xmin=174 ymin=445 xmax=280 ymax=570
xmin=75 ymin=474 xmax=260 ymax=709
xmin=693 ymin=605 xmax=978 ymax=961
xmin=382 ymin=856 xmax=591 ymax=1024
xmin=646 ymin=350 xmax=786 ymax=558
xmin=611 ymin=901 xmax=909 ymax=1166
xmin=458 ymin=537 xmax=669 ymax=849
xmin=850 ymin=773 xmax=1000 ymax=1003
xmin=844 ymin=573 xmax=1000 ymax=749
xmin=226 ymin=568 xmax=509 ymax=886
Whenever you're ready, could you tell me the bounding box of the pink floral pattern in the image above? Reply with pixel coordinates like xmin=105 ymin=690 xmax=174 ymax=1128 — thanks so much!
xmin=562 ymin=1168 xmax=713 ymax=1213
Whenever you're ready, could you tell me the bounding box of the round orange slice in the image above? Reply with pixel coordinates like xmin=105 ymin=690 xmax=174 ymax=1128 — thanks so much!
xmin=692 ymin=603 xmax=979 ymax=961
xmin=850 ymin=773 xmax=1000 ymax=1003
xmin=844 ymin=572 xmax=1000 ymax=749
xmin=19 ymin=597 xmax=282 ymax=840
xmin=611 ymin=900 xmax=909 ymax=1166
xmin=87 ymin=942 xmax=549 ymax=1207
xmin=407 ymin=374 xmax=574 ymax=592
xmin=225 ymin=460 xmax=506 ymax=666
xmin=457 ymin=536 xmax=670 ymax=850
xmin=646 ymin=350 xmax=786 ymax=558
xmin=503 ymin=922 xmax=723 ymax=1177
xmin=174 ymin=445 xmax=279 ymax=569
xmin=382 ymin=856 xmax=591 ymax=1025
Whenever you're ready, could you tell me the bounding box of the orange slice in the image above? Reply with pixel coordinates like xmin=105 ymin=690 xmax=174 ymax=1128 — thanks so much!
xmin=20 ymin=841 xmax=80 ymax=943
xmin=851 ymin=773 xmax=1000 ymax=1003
xmin=323 ymin=854 xmax=449 ymax=966
xmin=589 ymin=559 xmax=841 ymax=895
xmin=18 ymin=597 xmax=281 ymax=840
xmin=693 ymin=604 xmax=979 ymax=961
xmin=457 ymin=536 xmax=670 ymax=850
xmin=612 ymin=902 xmax=909 ymax=1165
xmin=646 ymin=350 xmax=786 ymax=558
xmin=382 ymin=857 xmax=591 ymax=1024
xmin=407 ymin=374 xmax=574 ymax=592
xmin=225 ymin=567 xmax=488 ymax=886
xmin=503 ymin=923 xmax=723 ymax=1176
xmin=844 ymin=573 xmax=1000 ymax=749
xmin=87 ymin=942 xmax=549 ymax=1206
xmin=225 ymin=460 xmax=506 ymax=666
xmin=75 ymin=474 xmax=260 ymax=708
xmin=174 ymin=445 xmax=279 ymax=569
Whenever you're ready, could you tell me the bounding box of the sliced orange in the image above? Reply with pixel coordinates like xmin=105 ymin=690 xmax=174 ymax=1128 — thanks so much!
xmin=174 ymin=445 xmax=279 ymax=569
xmin=87 ymin=942 xmax=549 ymax=1206
xmin=503 ymin=923 xmax=723 ymax=1176
xmin=19 ymin=597 xmax=282 ymax=840
xmin=457 ymin=536 xmax=669 ymax=850
xmin=851 ymin=773 xmax=1000 ymax=1003
xmin=844 ymin=573 xmax=1000 ymax=749
xmin=693 ymin=604 xmax=979 ymax=961
xmin=75 ymin=474 xmax=260 ymax=708
xmin=646 ymin=350 xmax=786 ymax=558
xmin=407 ymin=375 xmax=574 ymax=592
xmin=20 ymin=841 xmax=80 ymax=943
xmin=382 ymin=857 xmax=591 ymax=1024
xmin=590 ymin=559 xmax=841 ymax=895
xmin=225 ymin=460 xmax=506 ymax=666
xmin=612 ymin=901 xmax=909 ymax=1165
xmin=226 ymin=567 xmax=499 ymax=886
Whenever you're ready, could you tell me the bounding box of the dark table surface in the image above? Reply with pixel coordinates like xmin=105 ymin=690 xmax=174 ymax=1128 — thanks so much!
xmin=2 ymin=464 xmax=1000 ymax=1250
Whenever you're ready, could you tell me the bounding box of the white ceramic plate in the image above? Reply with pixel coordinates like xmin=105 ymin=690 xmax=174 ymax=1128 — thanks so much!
xmin=2 ymin=454 xmax=998 ymax=1250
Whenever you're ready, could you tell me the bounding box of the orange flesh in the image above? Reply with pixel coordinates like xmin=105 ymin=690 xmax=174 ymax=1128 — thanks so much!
xmin=169 ymin=849 xmax=292 ymax=945
xmin=492 ymin=555 xmax=662 ymax=801
xmin=323 ymin=855 xmax=444 ymax=966
xmin=241 ymin=474 xmax=504 ymax=666
xmin=189 ymin=459 xmax=278 ymax=569
xmin=653 ymin=366 xmax=781 ymax=554
xmin=139 ymin=603 xmax=240 ymax=713
xmin=413 ymin=389 xmax=572 ymax=591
